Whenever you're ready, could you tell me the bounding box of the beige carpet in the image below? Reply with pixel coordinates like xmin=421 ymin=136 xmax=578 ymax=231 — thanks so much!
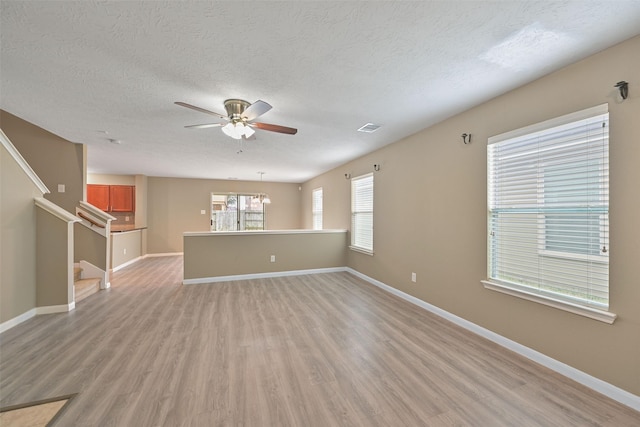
xmin=0 ymin=395 xmax=75 ymax=427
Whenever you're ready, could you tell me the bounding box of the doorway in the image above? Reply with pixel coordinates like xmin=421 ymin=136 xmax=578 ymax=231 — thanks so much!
xmin=211 ymin=193 xmax=265 ymax=231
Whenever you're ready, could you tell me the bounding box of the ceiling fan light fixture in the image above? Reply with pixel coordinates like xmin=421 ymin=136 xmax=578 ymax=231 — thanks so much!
xmin=176 ymin=99 xmax=297 ymax=139
xmin=222 ymin=122 xmax=242 ymax=139
xmin=244 ymin=124 xmax=255 ymax=138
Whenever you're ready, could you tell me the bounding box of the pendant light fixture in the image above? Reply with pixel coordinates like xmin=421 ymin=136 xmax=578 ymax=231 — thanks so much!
xmin=254 ymin=172 xmax=271 ymax=204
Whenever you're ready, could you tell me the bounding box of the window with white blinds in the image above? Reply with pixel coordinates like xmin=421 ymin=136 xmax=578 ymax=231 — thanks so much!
xmin=312 ymin=187 xmax=323 ymax=230
xmin=487 ymin=104 xmax=609 ymax=310
xmin=351 ymin=173 xmax=373 ymax=253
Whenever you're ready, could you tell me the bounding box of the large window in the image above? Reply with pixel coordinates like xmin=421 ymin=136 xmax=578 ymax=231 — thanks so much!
xmin=486 ymin=104 xmax=609 ymax=313
xmin=312 ymin=187 xmax=323 ymax=230
xmin=351 ymin=173 xmax=373 ymax=253
xmin=211 ymin=193 xmax=265 ymax=231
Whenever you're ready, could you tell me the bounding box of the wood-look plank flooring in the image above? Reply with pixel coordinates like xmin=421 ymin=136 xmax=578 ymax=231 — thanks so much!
xmin=1 ymin=256 xmax=638 ymax=426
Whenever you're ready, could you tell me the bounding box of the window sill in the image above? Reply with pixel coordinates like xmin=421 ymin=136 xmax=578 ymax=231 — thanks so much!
xmin=349 ymin=246 xmax=374 ymax=256
xmin=481 ymin=280 xmax=617 ymax=324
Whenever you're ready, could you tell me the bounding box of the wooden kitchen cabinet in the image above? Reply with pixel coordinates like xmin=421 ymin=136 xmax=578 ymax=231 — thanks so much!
xmin=110 ymin=185 xmax=135 ymax=212
xmin=87 ymin=184 xmax=135 ymax=212
xmin=87 ymin=184 xmax=110 ymax=211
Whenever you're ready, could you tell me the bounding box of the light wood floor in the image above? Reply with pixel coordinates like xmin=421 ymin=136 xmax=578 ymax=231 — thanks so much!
xmin=1 ymin=256 xmax=638 ymax=426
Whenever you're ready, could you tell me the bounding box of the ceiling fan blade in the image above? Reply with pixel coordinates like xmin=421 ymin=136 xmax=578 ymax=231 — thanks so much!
xmin=184 ymin=123 xmax=223 ymax=129
xmin=252 ymin=122 xmax=297 ymax=135
xmin=175 ymin=102 xmax=227 ymax=120
xmin=242 ymin=100 xmax=272 ymax=121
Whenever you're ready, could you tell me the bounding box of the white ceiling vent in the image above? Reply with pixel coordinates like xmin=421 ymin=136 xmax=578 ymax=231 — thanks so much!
xmin=357 ymin=123 xmax=381 ymax=133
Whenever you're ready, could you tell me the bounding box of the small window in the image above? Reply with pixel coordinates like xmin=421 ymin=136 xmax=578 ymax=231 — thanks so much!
xmin=312 ymin=187 xmax=323 ymax=230
xmin=351 ymin=173 xmax=373 ymax=253
xmin=487 ymin=104 xmax=609 ymax=310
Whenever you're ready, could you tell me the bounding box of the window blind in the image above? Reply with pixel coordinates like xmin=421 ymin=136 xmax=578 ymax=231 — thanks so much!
xmin=312 ymin=187 xmax=323 ymax=230
xmin=351 ymin=174 xmax=373 ymax=251
xmin=487 ymin=104 xmax=609 ymax=309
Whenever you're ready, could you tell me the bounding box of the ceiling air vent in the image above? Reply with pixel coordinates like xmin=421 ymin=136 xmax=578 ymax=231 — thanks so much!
xmin=357 ymin=123 xmax=381 ymax=133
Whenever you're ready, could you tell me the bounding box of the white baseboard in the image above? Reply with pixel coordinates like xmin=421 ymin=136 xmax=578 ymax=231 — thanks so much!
xmin=36 ymin=302 xmax=75 ymax=315
xmin=183 ymin=267 xmax=347 ymax=285
xmin=0 ymin=308 xmax=37 ymax=334
xmin=144 ymin=252 xmax=183 ymax=258
xmin=112 ymin=256 xmax=143 ymax=272
xmin=345 ymin=268 xmax=640 ymax=412
xmin=0 ymin=302 xmax=75 ymax=335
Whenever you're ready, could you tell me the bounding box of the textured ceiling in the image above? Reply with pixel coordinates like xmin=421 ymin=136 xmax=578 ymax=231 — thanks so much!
xmin=2 ymin=1 xmax=639 ymax=183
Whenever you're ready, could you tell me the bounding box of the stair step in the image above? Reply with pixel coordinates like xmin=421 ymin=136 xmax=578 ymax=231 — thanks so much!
xmin=74 ymin=277 xmax=100 ymax=303
xmin=74 ymin=267 xmax=82 ymax=282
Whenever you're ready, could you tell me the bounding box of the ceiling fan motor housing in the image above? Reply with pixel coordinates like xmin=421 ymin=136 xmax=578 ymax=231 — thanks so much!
xmin=224 ymin=99 xmax=250 ymax=122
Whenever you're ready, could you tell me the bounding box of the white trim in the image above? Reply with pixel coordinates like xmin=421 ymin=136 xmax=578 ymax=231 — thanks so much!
xmin=76 ymin=217 xmax=108 ymax=237
xmin=79 ymin=200 xmax=116 ymax=221
xmin=488 ymin=103 xmax=608 ymax=145
xmin=184 ymin=229 xmax=347 ymax=237
xmin=36 ymin=302 xmax=75 ymax=315
xmin=143 ymin=252 xmax=183 ymax=258
xmin=0 ymin=309 xmax=37 ymax=334
xmin=79 ymin=260 xmax=107 ymax=290
xmin=34 ymin=197 xmax=80 ymax=223
xmin=0 ymin=129 xmax=50 ymax=194
xmin=112 ymin=256 xmax=143 ymax=272
xmin=183 ymin=267 xmax=347 ymax=285
xmin=481 ymin=280 xmax=616 ymax=324
xmin=349 ymin=246 xmax=374 ymax=256
xmin=0 ymin=303 xmax=75 ymax=334
xmin=345 ymin=268 xmax=639 ymax=412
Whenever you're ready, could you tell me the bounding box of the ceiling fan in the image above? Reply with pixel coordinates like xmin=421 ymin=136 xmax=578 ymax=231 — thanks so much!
xmin=175 ymin=99 xmax=297 ymax=140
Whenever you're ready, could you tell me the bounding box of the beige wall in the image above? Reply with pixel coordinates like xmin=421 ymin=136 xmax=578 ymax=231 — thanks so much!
xmin=74 ymin=224 xmax=108 ymax=270
xmin=0 ymin=144 xmax=42 ymax=323
xmin=184 ymin=230 xmax=347 ymax=280
xmin=147 ymin=176 xmax=302 ymax=253
xmin=301 ymin=36 xmax=640 ymax=396
xmin=111 ymin=229 xmax=143 ymax=269
xmin=87 ymin=174 xmax=135 ymax=185
xmin=36 ymin=209 xmax=72 ymax=306
xmin=134 ymin=174 xmax=148 ymax=229
xmin=1 ymin=110 xmax=84 ymax=214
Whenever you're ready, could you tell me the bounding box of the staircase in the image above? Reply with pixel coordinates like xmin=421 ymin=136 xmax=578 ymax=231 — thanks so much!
xmin=74 ymin=266 xmax=101 ymax=303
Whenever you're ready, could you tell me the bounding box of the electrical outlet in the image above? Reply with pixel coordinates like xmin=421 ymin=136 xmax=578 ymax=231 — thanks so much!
xmin=200 ymin=210 xmax=206 ymax=215
xmin=124 ymin=248 xmax=127 ymax=255
xmin=57 ymin=184 xmax=65 ymax=193
xmin=270 ymin=255 xmax=276 ymax=263
xmin=411 ymin=272 xmax=417 ymax=283
xmin=125 ymin=216 xmax=130 ymax=221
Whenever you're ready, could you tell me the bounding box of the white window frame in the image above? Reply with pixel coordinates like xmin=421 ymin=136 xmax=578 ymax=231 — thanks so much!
xmin=350 ymin=173 xmax=373 ymax=254
xmin=312 ymin=187 xmax=323 ymax=230
xmin=483 ymin=104 xmax=616 ymax=324
xmin=210 ymin=193 xmax=266 ymax=231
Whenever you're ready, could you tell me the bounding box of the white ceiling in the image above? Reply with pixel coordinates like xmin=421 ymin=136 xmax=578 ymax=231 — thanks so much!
xmin=2 ymin=1 xmax=639 ymax=183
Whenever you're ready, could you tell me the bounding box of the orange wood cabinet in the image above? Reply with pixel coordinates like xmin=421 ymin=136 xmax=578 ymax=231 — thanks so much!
xmin=110 ymin=185 xmax=135 ymax=212
xmin=87 ymin=184 xmax=135 ymax=212
xmin=87 ymin=184 xmax=110 ymax=211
